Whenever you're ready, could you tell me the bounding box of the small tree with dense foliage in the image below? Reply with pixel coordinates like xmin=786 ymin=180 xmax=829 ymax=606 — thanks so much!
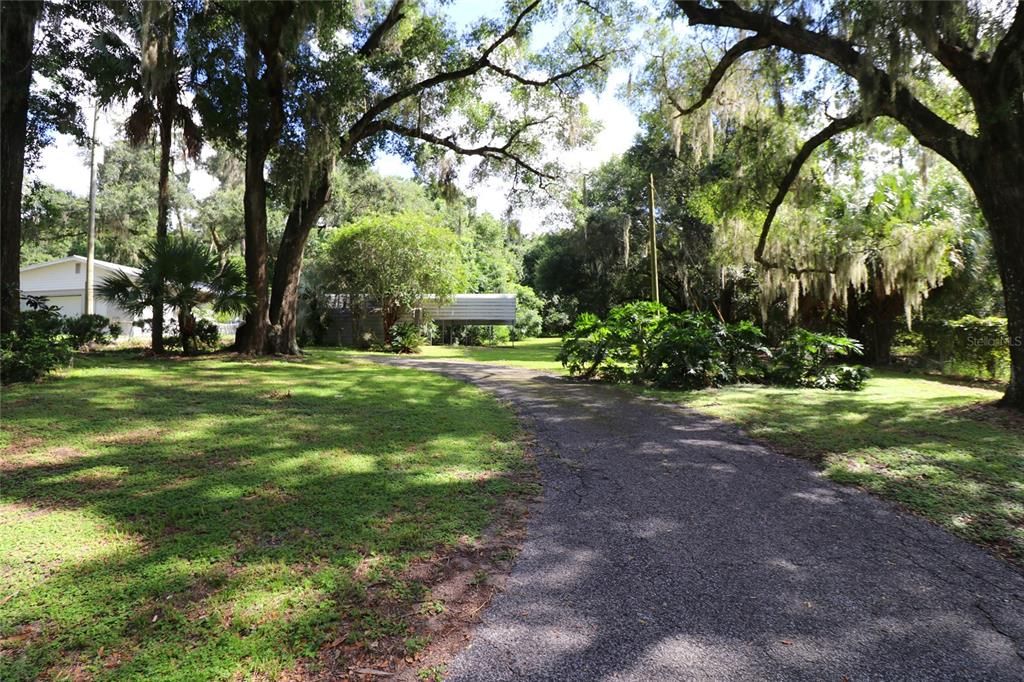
xmin=99 ymin=235 xmax=247 ymax=355
xmin=324 ymin=213 xmax=466 ymax=345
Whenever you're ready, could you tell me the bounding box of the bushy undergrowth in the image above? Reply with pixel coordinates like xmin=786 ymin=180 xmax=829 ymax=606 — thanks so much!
xmin=768 ymin=328 xmax=870 ymax=390
xmin=63 ymin=314 xmax=122 ymax=349
xmin=164 ymin=318 xmax=222 ymax=353
xmin=559 ymin=302 xmax=869 ymax=391
xmin=1 ymin=297 xmax=73 ymax=384
xmin=919 ymin=315 xmax=1010 ymax=380
xmin=387 ymin=321 xmax=425 ymax=353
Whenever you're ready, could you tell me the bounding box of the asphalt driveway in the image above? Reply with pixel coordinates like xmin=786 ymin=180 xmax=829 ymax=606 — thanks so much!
xmin=370 ymin=357 xmax=1024 ymax=681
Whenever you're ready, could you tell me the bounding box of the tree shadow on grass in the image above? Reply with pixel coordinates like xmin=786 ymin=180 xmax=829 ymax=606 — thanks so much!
xmin=0 ymin=353 xmax=526 ymax=680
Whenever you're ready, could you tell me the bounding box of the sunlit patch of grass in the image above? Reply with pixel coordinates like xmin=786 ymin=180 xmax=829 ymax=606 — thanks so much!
xmin=350 ymin=337 xmax=566 ymax=372
xmin=655 ymin=372 xmax=1024 ymax=566
xmin=0 ymin=350 xmax=527 ymax=680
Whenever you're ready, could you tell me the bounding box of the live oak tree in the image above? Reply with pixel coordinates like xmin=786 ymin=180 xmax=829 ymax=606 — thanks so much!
xmin=189 ymin=0 xmax=612 ymax=355
xmin=664 ymin=0 xmax=1024 ymax=407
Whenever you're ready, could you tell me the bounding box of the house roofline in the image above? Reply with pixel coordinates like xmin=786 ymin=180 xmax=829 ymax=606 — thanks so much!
xmin=19 ymin=255 xmax=141 ymax=275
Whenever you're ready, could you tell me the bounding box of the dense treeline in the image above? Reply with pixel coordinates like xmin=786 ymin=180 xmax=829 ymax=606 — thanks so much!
xmin=3 ymin=0 xmax=1021 ymax=405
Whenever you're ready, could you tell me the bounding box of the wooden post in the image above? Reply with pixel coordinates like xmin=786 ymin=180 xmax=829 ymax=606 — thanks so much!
xmin=648 ymin=173 xmax=659 ymax=304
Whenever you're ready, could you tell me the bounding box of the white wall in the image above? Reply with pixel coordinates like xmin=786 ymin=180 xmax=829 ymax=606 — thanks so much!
xmin=20 ymin=259 xmax=142 ymax=334
xmin=20 ymin=260 xmax=84 ymax=293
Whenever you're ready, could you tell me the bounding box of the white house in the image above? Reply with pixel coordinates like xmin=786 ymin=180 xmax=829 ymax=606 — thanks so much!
xmin=19 ymin=255 xmax=144 ymax=334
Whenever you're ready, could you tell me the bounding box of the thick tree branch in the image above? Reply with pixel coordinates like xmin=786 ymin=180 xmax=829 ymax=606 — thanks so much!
xmin=674 ymin=1 xmax=979 ymax=169
xmin=666 ymin=34 xmax=772 ymax=117
xmin=755 ymin=108 xmax=872 ymax=274
xmin=376 ymin=119 xmax=556 ymax=179
xmin=991 ymin=0 xmax=1024 ymax=95
xmin=358 ymin=0 xmax=407 ymax=57
xmin=906 ymin=4 xmax=987 ymax=97
xmin=485 ymin=51 xmax=609 ymax=88
xmin=347 ymin=0 xmax=542 ymax=143
xmin=341 ymin=0 xmax=604 ymax=183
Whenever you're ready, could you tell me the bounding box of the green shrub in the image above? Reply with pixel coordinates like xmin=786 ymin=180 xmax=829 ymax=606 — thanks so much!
xmin=560 ymin=304 xmax=867 ymax=391
xmin=560 ymin=303 xmax=767 ymax=388
xmin=806 ymin=364 xmax=872 ymax=390
xmin=511 ymin=285 xmax=543 ymax=341
xmin=164 ymin=319 xmax=223 ymax=354
xmin=194 ymin=319 xmax=222 ymax=352
xmin=441 ymin=324 xmax=509 ymax=347
xmin=768 ymin=329 xmax=868 ymax=390
xmin=921 ymin=316 xmax=1009 ymax=379
xmin=63 ymin=314 xmax=120 ymax=349
xmin=558 ymin=312 xmax=612 ymax=379
xmin=1 ymin=296 xmax=73 ymax=384
xmin=388 ymin=321 xmax=424 ymax=354
xmin=647 ymin=314 xmax=769 ymax=388
xmin=558 ymin=302 xmax=666 ymax=382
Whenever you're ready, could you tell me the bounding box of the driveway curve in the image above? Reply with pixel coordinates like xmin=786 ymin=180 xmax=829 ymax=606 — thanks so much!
xmin=369 ymin=357 xmax=1024 ymax=681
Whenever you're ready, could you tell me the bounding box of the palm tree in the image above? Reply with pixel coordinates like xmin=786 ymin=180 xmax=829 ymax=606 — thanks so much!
xmin=121 ymin=1 xmax=202 ymax=353
xmin=99 ymin=235 xmax=248 ymax=355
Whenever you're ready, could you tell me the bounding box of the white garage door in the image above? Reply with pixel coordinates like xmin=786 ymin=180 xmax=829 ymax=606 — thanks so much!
xmin=44 ymin=295 xmax=83 ymax=318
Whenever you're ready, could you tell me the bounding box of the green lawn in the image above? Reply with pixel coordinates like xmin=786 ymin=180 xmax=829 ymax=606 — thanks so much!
xmin=411 ymin=337 xmax=566 ymax=372
xmin=0 ymin=351 xmax=530 ymax=681
xmin=647 ymin=372 xmax=1024 ymax=566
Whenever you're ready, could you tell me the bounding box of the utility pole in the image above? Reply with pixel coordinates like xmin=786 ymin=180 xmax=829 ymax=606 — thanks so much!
xmin=648 ymin=173 xmax=659 ymax=304
xmin=84 ymin=103 xmax=99 ymax=314
xmin=581 ymin=171 xmax=588 ymax=241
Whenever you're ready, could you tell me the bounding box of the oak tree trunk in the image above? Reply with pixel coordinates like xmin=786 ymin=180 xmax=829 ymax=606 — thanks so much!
xmin=267 ymin=171 xmax=332 ymax=355
xmin=0 ymin=1 xmax=41 ymax=333
xmin=235 ymin=28 xmax=283 ymax=355
xmin=864 ymin=288 xmax=903 ymax=366
xmin=237 ymin=136 xmax=272 ymax=354
xmin=968 ymin=147 xmax=1024 ymax=409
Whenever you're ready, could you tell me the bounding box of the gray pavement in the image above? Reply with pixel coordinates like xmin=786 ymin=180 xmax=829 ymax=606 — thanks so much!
xmin=370 ymin=358 xmax=1024 ymax=681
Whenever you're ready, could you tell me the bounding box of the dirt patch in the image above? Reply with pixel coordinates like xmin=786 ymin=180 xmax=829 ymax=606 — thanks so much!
xmin=1 ymin=445 xmax=90 ymax=474
xmin=264 ymin=390 xmax=293 ymax=401
xmin=943 ymin=401 xmax=1024 ymax=432
xmin=69 ymin=469 xmax=123 ymax=492
xmin=46 ymin=446 xmax=89 ymax=465
xmin=0 ymin=434 xmax=45 ymax=468
xmin=0 ymin=621 xmax=46 ymax=660
xmin=95 ymin=427 xmax=166 ymax=446
xmin=43 ymin=652 xmax=93 ymax=682
xmin=0 ymin=501 xmax=55 ymax=523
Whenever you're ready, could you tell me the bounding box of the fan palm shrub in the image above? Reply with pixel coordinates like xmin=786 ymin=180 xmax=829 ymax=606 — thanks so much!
xmin=99 ymin=235 xmax=247 ymax=354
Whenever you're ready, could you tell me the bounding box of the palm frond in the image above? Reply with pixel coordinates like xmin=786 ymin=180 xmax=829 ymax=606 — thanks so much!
xmin=176 ymin=104 xmax=203 ymax=160
xmin=125 ymin=97 xmax=156 ymax=146
xmin=97 ymin=270 xmax=152 ymax=316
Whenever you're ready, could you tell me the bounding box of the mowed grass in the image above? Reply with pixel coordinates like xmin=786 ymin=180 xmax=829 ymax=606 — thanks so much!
xmin=657 ymin=372 xmax=1024 ymax=565
xmin=412 ymin=337 xmax=565 ymax=372
xmin=0 ymin=351 xmax=529 ymax=681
